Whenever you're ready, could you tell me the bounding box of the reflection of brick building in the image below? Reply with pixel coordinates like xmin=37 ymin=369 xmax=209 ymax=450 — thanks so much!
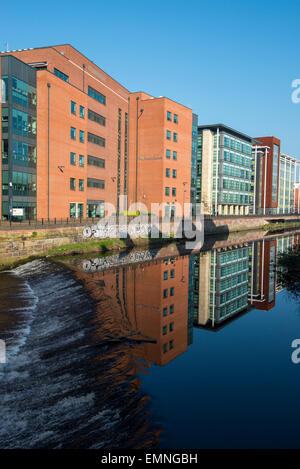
xmin=127 ymin=255 xmax=190 ymax=366
xmin=249 ymin=239 xmax=276 ymax=311
xmin=72 ymin=253 xmax=191 ymax=367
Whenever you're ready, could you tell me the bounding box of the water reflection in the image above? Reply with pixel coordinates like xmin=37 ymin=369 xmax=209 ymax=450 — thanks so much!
xmin=1 ymin=230 xmax=300 ymax=449
xmin=65 ymin=230 xmax=300 ymax=364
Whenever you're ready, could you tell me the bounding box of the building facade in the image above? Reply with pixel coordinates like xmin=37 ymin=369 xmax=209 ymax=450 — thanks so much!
xmin=278 ymin=153 xmax=297 ymax=214
xmin=253 ymin=136 xmax=280 ymax=215
xmin=0 ymin=55 xmax=37 ymax=219
xmin=197 ymin=124 xmax=254 ymax=216
xmin=0 ymin=44 xmax=130 ymax=219
xmin=295 ymin=182 xmax=300 ymax=213
xmin=127 ymin=92 xmax=194 ymax=217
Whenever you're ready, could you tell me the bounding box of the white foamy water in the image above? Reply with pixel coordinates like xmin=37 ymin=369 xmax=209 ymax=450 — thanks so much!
xmin=0 ymin=259 xmax=156 ymax=449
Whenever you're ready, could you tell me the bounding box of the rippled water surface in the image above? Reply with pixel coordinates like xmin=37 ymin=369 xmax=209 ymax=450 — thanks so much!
xmin=0 ymin=231 xmax=300 ymax=448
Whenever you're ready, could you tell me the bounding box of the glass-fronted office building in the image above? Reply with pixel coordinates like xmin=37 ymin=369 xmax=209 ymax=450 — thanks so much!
xmin=278 ymin=153 xmax=297 ymax=214
xmin=1 ymin=55 xmax=37 ymax=219
xmin=197 ymin=124 xmax=254 ymax=215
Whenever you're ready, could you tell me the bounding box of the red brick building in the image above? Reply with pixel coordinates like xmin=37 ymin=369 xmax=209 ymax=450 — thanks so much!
xmin=0 ymin=45 xmax=129 ymax=219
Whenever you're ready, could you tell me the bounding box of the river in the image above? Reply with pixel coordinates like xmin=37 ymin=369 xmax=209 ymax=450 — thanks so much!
xmin=0 ymin=230 xmax=299 ymax=449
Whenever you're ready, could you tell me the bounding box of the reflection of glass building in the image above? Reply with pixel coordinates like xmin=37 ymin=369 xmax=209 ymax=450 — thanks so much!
xmin=276 ymin=235 xmax=296 ymax=292
xmin=1 ymin=55 xmax=37 ymax=219
xmin=191 ymin=245 xmax=250 ymax=328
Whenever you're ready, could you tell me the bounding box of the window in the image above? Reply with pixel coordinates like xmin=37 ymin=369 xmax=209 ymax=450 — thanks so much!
xmin=70 ymin=178 xmax=76 ymax=190
xmin=173 ymin=151 xmax=177 ymax=160
xmin=87 ymin=155 xmax=105 ymax=168
xmin=166 ymin=130 xmax=171 ymax=140
xmin=79 ymin=130 xmax=84 ymax=143
xmin=170 ymin=269 xmax=175 ymax=278
xmin=11 ymin=76 xmax=36 ymax=108
xmin=172 ymin=169 xmax=177 ymax=178
xmin=71 ymin=101 xmax=76 ymax=115
xmin=10 ymin=140 xmax=36 ymax=168
xmin=272 ymin=144 xmax=279 ymax=202
xmin=79 ymin=155 xmax=84 ymax=167
xmin=165 ymin=187 xmax=170 ymax=196
xmin=163 ymin=289 xmax=168 ymax=298
xmin=173 ymin=133 xmax=178 ymax=142
xmin=170 ymin=287 xmax=174 ymax=296
xmin=167 ymin=111 xmax=172 ymax=121
xmin=54 ymin=68 xmax=69 ymax=82
xmin=163 ymin=271 xmax=168 ymax=280
xmin=172 ymin=187 xmax=176 ymax=196
xmin=170 ymin=322 xmax=174 ymax=332
xmin=87 ymin=178 xmax=105 ymax=189
xmin=80 ymin=106 xmax=85 ymax=118
xmin=166 ymin=168 xmax=170 ymax=178
xmin=163 ymin=307 xmax=168 ymax=317
xmin=163 ymin=326 xmax=167 ymax=336
xmin=79 ymin=179 xmax=84 ymax=191
xmin=169 ymin=305 xmax=174 ymax=314
xmin=12 ymin=109 xmax=36 ymax=138
xmin=77 ymin=203 xmax=84 ymax=218
xmin=163 ymin=343 xmax=168 ymax=353
xmin=166 ymin=149 xmax=171 ymax=159
xmin=88 ymin=108 xmax=106 ymax=126
xmin=88 ymin=132 xmax=105 ymax=147
xmin=70 ymin=152 xmax=76 ymax=165
xmin=70 ymin=203 xmax=76 ymax=218
xmin=2 ymin=170 xmax=36 ymax=197
xmin=88 ymin=85 xmax=106 ymax=105
xmin=174 ymin=114 xmax=178 ymax=124
xmin=70 ymin=127 xmax=76 ymax=140
xmin=169 ymin=340 xmax=174 ymax=350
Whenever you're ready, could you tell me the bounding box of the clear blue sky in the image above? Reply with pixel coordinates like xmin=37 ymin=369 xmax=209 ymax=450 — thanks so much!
xmin=2 ymin=0 xmax=300 ymax=161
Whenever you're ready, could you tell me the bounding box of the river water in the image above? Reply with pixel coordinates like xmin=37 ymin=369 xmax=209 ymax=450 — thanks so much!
xmin=0 ymin=231 xmax=300 ymax=449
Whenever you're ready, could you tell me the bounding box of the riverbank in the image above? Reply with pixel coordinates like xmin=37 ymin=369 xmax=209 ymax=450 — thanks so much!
xmin=264 ymin=221 xmax=300 ymax=232
xmin=0 ymin=236 xmax=174 ymax=271
xmin=1 ymin=213 xmax=300 ymax=270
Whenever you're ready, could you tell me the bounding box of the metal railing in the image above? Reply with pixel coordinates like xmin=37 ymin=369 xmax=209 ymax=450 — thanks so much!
xmin=0 ymin=211 xmax=300 ymax=230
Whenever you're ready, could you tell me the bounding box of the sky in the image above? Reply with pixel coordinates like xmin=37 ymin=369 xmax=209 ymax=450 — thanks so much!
xmin=2 ymin=0 xmax=300 ymax=162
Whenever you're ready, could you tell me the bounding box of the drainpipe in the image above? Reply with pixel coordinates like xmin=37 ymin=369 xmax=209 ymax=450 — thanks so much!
xmin=47 ymin=83 xmax=51 ymax=221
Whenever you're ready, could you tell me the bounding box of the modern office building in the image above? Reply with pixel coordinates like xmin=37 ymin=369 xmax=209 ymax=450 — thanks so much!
xmin=253 ymin=136 xmax=299 ymax=215
xmin=253 ymin=136 xmax=280 ymax=215
xmin=197 ymin=124 xmax=254 ymax=216
xmin=0 ymin=55 xmax=37 ymax=219
xmin=277 ymin=153 xmax=297 ymax=214
xmin=127 ymin=92 xmax=194 ymax=217
xmin=295 ymin=182 xmax=300 ymax=213
xmin=1 ymin=44 xmax=130 ymax=219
